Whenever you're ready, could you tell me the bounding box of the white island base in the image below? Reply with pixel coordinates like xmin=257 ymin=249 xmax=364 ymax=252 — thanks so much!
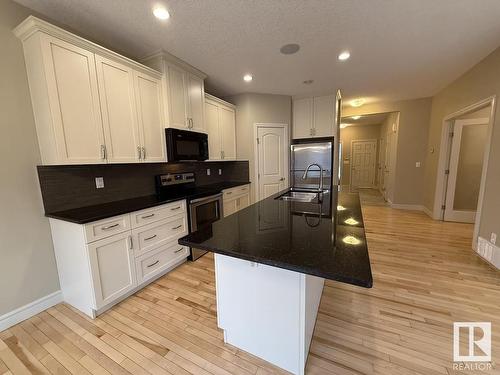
xmin=214 ymin=254 xmax=325 ymax=375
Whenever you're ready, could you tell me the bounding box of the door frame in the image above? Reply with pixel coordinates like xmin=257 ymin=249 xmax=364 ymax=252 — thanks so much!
xmin=350 ymin=139 xmax=378 ymax=189
xmin=253 ymin=123 xmax=290 ymax=203
xmin=433 ymin=95 xmax=496 ymax=248
xmin=443 ymin=118 xmax=489 ymax=223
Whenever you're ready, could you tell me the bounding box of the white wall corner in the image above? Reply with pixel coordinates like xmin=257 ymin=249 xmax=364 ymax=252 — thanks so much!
xmin=0 ymin=290 xmax=62 ymax=331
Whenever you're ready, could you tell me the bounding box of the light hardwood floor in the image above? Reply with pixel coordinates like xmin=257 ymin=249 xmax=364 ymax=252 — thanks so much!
xmin=1 ymin=199 xmax=499 ymax=375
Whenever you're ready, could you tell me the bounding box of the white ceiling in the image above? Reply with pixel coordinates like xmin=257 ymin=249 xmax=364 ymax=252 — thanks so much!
xmin=14 ymin=0 xmax=500 ymax=102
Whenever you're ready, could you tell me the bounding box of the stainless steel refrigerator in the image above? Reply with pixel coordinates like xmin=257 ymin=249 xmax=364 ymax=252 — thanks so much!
xmin=290 ymin=137 xmax=335 ymax=191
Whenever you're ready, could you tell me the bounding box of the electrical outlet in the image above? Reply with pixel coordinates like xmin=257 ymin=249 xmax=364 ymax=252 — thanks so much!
xmin=218 ymin=169 xmax=222 ymax=175
xmin=415 ymin=162 xmax=421 ymax=168
xmin=206 ymin=168 xmax=211 ymax=176
xmin=95 ymin=177 xmax=104 ymax=189
xmin=491 ymin=233 xmax=497 ymax=245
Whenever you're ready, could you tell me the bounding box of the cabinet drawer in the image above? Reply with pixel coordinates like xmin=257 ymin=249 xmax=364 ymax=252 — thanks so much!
xmin=132 ymin=214 xmax=188 ymax=257
xmin=84 ymin=214 xmax=131 ymax=243
xmin=136 ymin=241 xmax=189 ymax=284
xmin=223 ymin=184 xmax=250 ymax=199
xmin=131 ymin=200 xmax=186 ymax=228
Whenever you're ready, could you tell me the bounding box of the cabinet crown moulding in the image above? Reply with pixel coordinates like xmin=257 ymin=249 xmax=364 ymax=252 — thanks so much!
xmin=13 ymin=16 xmax=162 ymax=79
xmin=141 ymin=49 xmax=207 ymax=80
xmin=205 ymin=93 xmax=235 ymax=109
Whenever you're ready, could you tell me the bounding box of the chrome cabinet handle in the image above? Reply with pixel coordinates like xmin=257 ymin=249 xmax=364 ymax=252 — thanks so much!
xmin=171 ymin=224 xmax=182 ymax=230
xmin=146 ymin=260 xmax=160 ymax=268
xmin=128 ymin=236 xmax=133 ymax=250
xmin=280 ymin=177 xmax=285 ymax=181
xmin=137 ymin=146 xmax=142 ymax=160
xmin=142 ymin=147 xmax=146 ymax=160
xmin=144 ymin=234 xmax=157 ymax=241
xmin=142 ymin=213 xmax=155 ymax=219
xmin=100 ymin=145 xmax=106 ymax=160
xmin=174 ymin=247 xmax=184 ymax=254
xmin=102 ymin=223 xmax=119 ymax=230
xmin=170 ymin=206 xmax=181 ymax=211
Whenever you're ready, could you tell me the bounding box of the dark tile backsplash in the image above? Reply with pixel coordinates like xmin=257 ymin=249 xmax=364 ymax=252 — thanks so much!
xmin=38 ymin=161 xmax=250 ymax=213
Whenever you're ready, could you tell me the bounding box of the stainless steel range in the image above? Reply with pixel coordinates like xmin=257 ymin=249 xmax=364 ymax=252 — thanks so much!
xmin=155 ymin=172 xmax=223 ymax=261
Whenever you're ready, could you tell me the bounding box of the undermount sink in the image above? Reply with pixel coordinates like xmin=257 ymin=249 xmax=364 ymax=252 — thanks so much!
xmin=277 ymin=190 xmax=319 ymax=202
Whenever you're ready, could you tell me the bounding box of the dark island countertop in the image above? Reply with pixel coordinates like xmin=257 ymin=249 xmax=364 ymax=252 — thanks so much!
xmin=179 ymin=187 xmax=373 ymax=288
xmin=46 ymin=181 xmax=250 ymax=224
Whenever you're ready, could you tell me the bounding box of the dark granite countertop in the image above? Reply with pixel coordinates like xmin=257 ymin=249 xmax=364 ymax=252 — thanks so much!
xmin=46 ymin=181 xmax=250 ymax=224
xmin=179 ymin=187 xmax=373 ymax=287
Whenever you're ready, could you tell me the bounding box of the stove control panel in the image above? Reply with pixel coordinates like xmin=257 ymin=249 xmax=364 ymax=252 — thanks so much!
xmin=157 ymin=172 xmax=195 ymax=186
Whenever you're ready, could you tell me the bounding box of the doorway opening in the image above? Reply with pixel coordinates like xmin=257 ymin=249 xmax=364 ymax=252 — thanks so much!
xmin=340 ymin=112 xmax=399 ymax=203
xmin=433 ymin=96 xmax=496 ymax=248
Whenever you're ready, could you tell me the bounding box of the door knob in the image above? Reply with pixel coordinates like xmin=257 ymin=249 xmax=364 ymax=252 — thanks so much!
xmin=279 ymin=177 xmax=285 ymax=181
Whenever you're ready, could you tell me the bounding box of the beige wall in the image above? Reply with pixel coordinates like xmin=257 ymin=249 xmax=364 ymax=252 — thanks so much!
xmin=0 ymin=0 xmax=60 ymax=315
xmin=343 ymin=98 xmax=432 ymax=205
xmin=340 ymin=124 xmax=382 ymax=186
xmin=423 ymin=46 xmax=500 ymax=240
xmin=225 ymin=93 xmax=292 ymax=201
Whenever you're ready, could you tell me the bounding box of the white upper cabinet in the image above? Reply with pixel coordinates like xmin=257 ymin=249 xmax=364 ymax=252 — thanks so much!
xmin=134 ymin=72 xmax=165 ymax=162
xmin=292 ymin=95 xmax=336 ymax=139
xmin=167 ymin=64 xmax=188 ymax=128
xmin=142 ymin=52 xmax=207 ymax=133
xmin=41 ymin=35 xmax=105 ymax=164
xmin=292 ymin=97 xmax=313 ymax=139
xmin=96 ymin=55 xmax=142 ymax=163
xmin=15 ymin=16 xmax=165 ymax=165
xmin=204 ymin=94 xmax=236 ymax=160
xmin=187 ymin=74 xmax=205 ymax=132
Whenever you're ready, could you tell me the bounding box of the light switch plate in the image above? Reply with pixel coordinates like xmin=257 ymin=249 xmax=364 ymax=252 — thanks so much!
xmin=416 ymin=162 xmax=421 ymax=168
xmin=206 ymin=168 xmax=211 ymax=176
xmin=218 ymin=169 xmax=222 ymax=175
xmin=491 ymin=233 xmax=497 ymax=245
xmin=95 ymin=177 xmax=104 ymax=189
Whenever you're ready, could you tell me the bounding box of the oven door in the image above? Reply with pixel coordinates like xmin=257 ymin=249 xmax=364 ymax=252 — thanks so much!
xmin=166 ymin=128 xmax=209 ymax=161
xmin=189 ymin=193 xmax=223 ymax=260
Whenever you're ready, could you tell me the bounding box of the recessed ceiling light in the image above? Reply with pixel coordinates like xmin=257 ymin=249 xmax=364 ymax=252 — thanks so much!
xmin=243 ymin=74 xmax=253 ymax=82
xmin=338 ymin=51 xmax=350 ymax=61
xmin=303 ymin=79 xmax=314 ymax=85
xmin=351 ymin=116 xmax=361 ymax=120
xmin=350 ymin=98 xmax=365 ymax=107
xmin=280 ymin=43 xmax=300 ymax=55
xmin=153 ymin=5 xmax=170 ymax=20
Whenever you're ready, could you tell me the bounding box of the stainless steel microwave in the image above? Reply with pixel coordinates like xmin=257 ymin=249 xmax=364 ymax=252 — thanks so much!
xmin=165 ymin=128 xmax=209 ymax=161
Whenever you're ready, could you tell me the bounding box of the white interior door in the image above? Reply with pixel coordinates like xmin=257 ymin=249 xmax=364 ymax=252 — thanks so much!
xmin=351 ymin=140 xmax=377 ymax=189
xmin=257 ymin=125 xmax=288 ymax=201
xmin=444 ymin=118 xmax=489 ymax=223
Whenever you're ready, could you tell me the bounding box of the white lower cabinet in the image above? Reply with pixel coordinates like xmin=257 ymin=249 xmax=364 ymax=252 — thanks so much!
xmin=88 ymin=232 xmax=136 ymax=309
xmin=49 ymin=200 xmax=188 ymax=318
xmin=223 ymin=184 xmax=251 ymax=217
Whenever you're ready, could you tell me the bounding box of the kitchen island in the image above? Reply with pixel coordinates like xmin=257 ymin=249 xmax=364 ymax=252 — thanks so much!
xmin=179 ymin=188 xmax=372 ymax=375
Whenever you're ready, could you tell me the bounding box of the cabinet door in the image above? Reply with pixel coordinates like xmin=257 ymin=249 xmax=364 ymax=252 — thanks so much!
xmin=87 ymin=233 xmax=136 ymax=309
xmin=41 ymin=35 xmax=105 ymax=163
xmin=313 ymin=95 xmax=334 ymax=137
xmin=238 ymin=193 xmax=250 ymax=211
xmin=187 ymin=74 xmax=205 ymax=132
xmin=292 ymin=97 xmax=313 ymax=139
xmin=223 ymin=198 xmax=239 ymax=217
xmin=135 ymin=72 xmax=166 ymax=162
xmin=96 ymin=55 xmax=142 ymax=163
xmin=220 ymin=106 xmax=236 ymax=160
xmin=205 ymin=101 xmax=221 ymax=160
xmin=167 ymin=64 xmax=188 ymax=128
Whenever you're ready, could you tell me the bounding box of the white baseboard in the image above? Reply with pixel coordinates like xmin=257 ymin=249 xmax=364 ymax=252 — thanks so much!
xmin=0 ymin=291 xmax=62 ymax=331
xmin=422 ymin=206 xmax=433 ymax=218
xmin=389 ymin=203 xmax=425 ymax=212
